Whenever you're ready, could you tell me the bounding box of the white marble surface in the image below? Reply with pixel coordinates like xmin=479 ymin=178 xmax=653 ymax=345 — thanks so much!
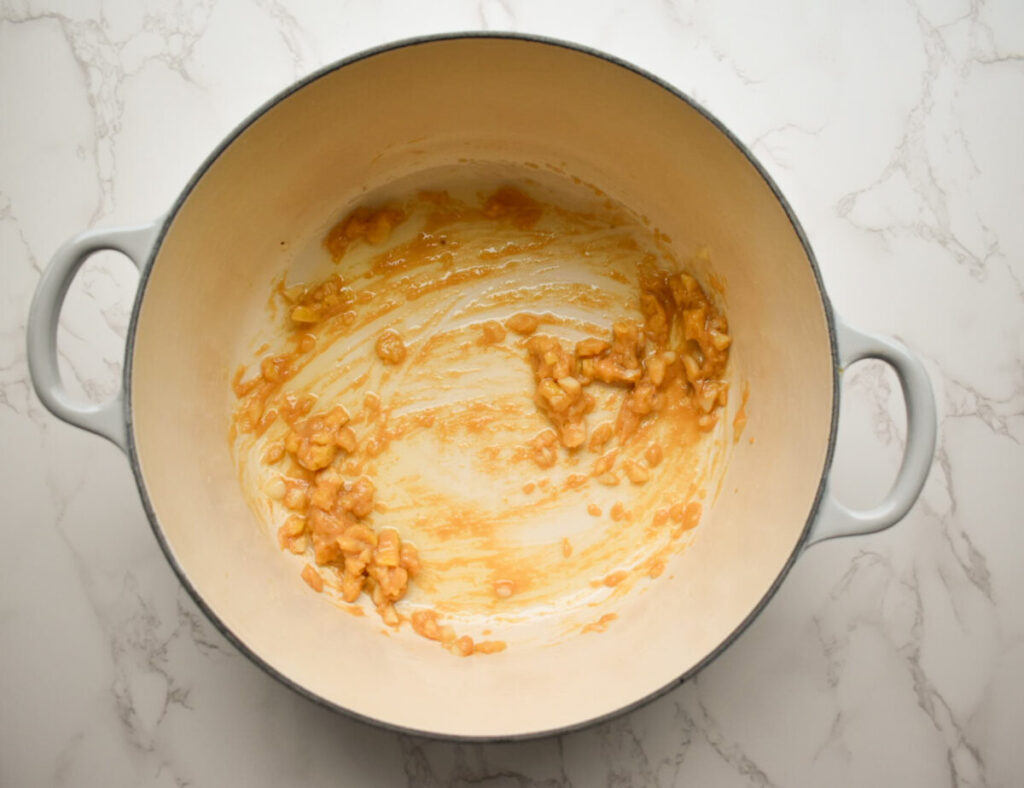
xmin=2 ymin=0 xmax=1022 ymax=785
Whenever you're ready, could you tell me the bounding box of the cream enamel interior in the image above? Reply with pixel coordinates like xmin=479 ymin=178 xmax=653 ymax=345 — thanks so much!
xmin=129 ymin=37 xmax=835 ymax=738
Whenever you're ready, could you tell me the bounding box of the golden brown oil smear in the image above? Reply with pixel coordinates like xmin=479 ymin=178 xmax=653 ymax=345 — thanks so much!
xmin=582 ymin=613 xmax=618 ymax=634
xmin=231 ymin=181 xmax=732 ymax=649
xmin=733 ymin=382 xmax=750 ymax=443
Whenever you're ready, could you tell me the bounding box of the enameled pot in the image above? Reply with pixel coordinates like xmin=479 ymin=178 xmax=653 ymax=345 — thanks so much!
xmin=27 ymin=34 xmax=936 ymax=740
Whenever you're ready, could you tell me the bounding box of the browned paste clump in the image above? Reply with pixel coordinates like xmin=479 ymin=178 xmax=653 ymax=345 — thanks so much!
xmin=523 ymin=268 xmax=731 ymax=458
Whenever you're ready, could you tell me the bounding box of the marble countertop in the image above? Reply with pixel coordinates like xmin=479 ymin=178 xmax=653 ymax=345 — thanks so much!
xmin=3 ymin=1 xmax=1022 ymax=785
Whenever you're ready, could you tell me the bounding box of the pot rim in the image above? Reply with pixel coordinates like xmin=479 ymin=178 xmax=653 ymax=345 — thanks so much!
xmin=122 ymin=31 xmax=840 ymax=742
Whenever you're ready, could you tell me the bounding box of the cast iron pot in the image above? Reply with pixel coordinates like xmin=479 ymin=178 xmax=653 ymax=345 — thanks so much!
xmin=27 ymin=34 xmax=936 ymax=740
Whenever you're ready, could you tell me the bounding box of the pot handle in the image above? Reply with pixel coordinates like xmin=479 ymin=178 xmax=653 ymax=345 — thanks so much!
xmin=805 ymin=317 xmax=937 ymax=547
xmin=26 ymin=221 xmax=162 ymax=453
